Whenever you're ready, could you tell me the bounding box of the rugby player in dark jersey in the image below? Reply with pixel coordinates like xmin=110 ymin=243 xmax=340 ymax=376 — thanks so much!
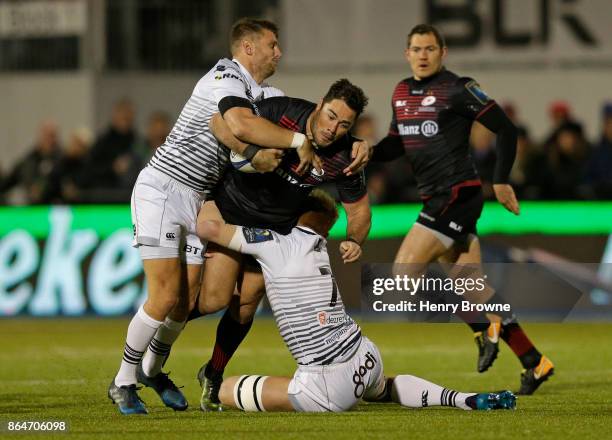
xmin=372 ymin=24 xmax=553 ymax=395
xmin=197 ymin=79 xmax=372 ymax=410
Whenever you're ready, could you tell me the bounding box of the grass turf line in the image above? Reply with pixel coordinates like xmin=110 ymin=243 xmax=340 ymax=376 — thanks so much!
xmin=0 ymin=319 xmax=610 ymax=440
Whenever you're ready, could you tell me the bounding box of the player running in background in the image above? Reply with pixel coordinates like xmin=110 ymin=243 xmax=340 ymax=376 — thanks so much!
xmin=195 ymin=189 xmax=516 ymax=413
xmin=188 ymin=79 xmax=372 ymax=411
xmin=371 ymin=24 xmax=553 ymax=395
xmin=108 ymin=17 xmax=330 ymax=415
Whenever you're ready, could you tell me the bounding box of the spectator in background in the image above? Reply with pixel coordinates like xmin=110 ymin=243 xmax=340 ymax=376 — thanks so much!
xmin=134 ymin=111 xmax=171 ymax=164
xmin=45 ymin=127 xmax=93 ymax=204
xmin=543 ymin=101 xmax=583 ymax=148
xmin=0 ymin=120 xmax=62 ymax=204
xmin=585 ymin=102 xmax=612 ymax=199
xmin=83 ymin=98 xmax=139 ymax=201
xmin=542 ymin=122 xmax=591 ymax=199
xmin=509 ymin=127 xmax=547 ymax=200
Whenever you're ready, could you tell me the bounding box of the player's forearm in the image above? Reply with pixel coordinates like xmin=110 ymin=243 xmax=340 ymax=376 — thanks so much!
xmin=210 ymin=113 xmax=250 ymax=155
xmin=223 ymin=108 xmax=305 ymax=150
xmin=344 ymin=196 xmax=372 ymax=244
xmin=477 ymin=104 xmax=517 ymax=183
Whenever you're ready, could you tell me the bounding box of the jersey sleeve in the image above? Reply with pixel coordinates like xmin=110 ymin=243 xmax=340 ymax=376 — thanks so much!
xmin=336 ymin=170 xmax=367 ymax=203
xmin=450 ymin=77 xmax=497 ymax=121
xmin=205 ymin=64 xmax=251 ymax=105
xmin=255 ymin=96 xmax=294 ymax=124
xmin=228 ymin=226 xmax=285 ymax=270
xmin=388 ymin=84 xmax=401 ymax=136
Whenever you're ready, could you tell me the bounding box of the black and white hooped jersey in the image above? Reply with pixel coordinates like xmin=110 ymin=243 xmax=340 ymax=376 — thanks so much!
xmin=148 ymin=58 xmax=283 ymax=195
xmin=228 ymin=225 xmax=362 ymax=366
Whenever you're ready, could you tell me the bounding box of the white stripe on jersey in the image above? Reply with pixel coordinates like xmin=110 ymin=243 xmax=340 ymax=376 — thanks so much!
xmin=149 ymin=58 xmax=284 ymax=194
xmin=236 ymin=226 xmax=362 ymax=366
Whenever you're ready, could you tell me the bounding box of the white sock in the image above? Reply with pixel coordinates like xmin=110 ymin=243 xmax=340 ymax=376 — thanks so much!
xmin=392 ymin=375 xmax=475 ymax=410
xmin=114 ymin=306 xmax=163 ymax=387
xmin=141 ymin=317 xmax=186 ymax=377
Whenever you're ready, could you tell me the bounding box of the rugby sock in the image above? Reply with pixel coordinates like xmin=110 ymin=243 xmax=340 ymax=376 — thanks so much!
xmin=485 ymin=293 xmax=543 ymax=369
xmin=115 ymin=305 xmax=163 ymax=387
xmin=501 ymin=323 xmax=542 ymax=369
xmin=205 ymin=309 xmax=253 ymax=379
xmin=141 ymin=317 xmax=186 ymax=377
xmin=456 ymin=309 xmax=489 ymax=333
xmin=391 ymin=375 xmax=474 ymax=410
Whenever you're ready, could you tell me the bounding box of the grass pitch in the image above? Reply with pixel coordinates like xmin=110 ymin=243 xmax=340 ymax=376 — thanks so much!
xmin=1 ymin=319 xmax=610 ymax=439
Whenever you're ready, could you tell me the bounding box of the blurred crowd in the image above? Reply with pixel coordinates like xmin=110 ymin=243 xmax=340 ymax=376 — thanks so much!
xmin=365 ymin=101 xmax=612 ymax=204
xmin=0 ymin=99 xmax=171 ymax=205
xmin=1 ymin=99 xmax=611 ymax=205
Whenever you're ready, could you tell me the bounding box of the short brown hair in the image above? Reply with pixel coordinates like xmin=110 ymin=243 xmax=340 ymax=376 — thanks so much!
xmin=407 ymin=24 xmax=446 ymax=48
xmin=230 ymin=18 xmax=279 ymax=54
xmin=322 ymin=79 xmax=369 ymax=118
xmin=302 ymin=189 xmax=338 ymax=225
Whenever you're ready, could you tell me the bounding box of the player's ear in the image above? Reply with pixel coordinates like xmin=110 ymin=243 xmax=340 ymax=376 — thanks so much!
xmin=404 ymin=47 xmax=411 ymax=63
xmin=316 ymin=99 xmax=323 ymax=111
xmin=243 ymin=39 xmax=254 ymax=56
xmin=440 ymin=46 xmax=448 ymax=60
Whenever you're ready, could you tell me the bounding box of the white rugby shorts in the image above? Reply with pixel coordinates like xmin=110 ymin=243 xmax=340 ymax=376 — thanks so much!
xmin=130 ymin=166 xmax=206 ymax=264
xmin=287 ymin=336 xmax=386 ymax=412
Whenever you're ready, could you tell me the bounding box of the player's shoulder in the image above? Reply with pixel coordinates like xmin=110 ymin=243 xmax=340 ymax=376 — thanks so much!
xmin=212 ymin=58 xmax=242 ymax=76
xmin=260 ymin=82 xmax=285 ymax=98
xmin=393 ymin=77 xmax=411 ymax=92
xmin=196 ymin=58 xmax=245 ymax=90
xmin=260 ymin=96 xmax=315 ymax=116
xmin=452 ymin=74 xmax=493 ymax=105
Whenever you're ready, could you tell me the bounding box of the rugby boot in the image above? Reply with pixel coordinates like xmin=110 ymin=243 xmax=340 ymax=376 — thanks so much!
xmin=108 ymin=380 xmax=148 ymax=415
xmin=136 ymin=364 xmax=188 ymax=411
xmin=474 ymin=321 xmax=500 ymax=373
xmin=517 ymin=355 xmax=554 ymax=395
xmin=197 ymin=362 xmax=224 ymax=411
xmin=467 ymin=390 xmax=517 ymax=410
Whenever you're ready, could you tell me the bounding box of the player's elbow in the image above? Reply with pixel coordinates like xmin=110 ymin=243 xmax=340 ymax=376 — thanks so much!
xmin=224 ymin=109 xmax=254 ymax=140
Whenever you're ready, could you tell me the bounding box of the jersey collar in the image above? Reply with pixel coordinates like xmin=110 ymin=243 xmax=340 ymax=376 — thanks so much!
xmin=232 ymin=58 xmax=264 ymax=101
xmin=296 ymin=225 xmax=319 ymax=236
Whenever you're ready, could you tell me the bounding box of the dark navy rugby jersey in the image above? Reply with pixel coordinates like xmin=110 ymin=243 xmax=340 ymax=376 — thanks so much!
xmin=388 ymin=69 xmax=497 ymax=197
xmin=215 ymin=96 xmax=366 ymax=233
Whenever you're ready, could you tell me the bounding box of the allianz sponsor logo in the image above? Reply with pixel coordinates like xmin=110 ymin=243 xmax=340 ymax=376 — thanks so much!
xmin=398 ymin=120 xmax=439 ymax=137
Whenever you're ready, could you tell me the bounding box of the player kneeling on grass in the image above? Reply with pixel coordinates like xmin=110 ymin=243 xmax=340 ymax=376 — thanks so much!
xmin=196 ymin=190 xmax=516 ymax=412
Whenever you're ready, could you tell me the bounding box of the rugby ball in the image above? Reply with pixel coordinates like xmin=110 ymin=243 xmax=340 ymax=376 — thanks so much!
xmin=230 ymin=151 xmax=257 ymax=173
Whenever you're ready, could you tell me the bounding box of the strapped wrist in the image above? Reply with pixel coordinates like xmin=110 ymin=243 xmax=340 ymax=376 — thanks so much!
xmin=242 ymin=144 xmax=261 ymax=161
xmin=291 ymin=132 xmax=306 ymax=149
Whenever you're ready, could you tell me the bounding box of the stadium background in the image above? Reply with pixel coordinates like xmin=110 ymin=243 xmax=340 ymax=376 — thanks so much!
xmin=1 ymin=0 xmax=611 ymax=318
xmin=0 ymin=1 xmax=611 ymax=438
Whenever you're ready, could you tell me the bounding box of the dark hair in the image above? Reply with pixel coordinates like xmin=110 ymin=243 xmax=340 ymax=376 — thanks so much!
xmin=407 ymin=24 xmax=446 ymax=48
xmin=322 ymin=79 xmax=369 ymax=117
xmin=230 ymin=18 xmax=279 ymax=53
xmin=302 ymin=189 xmax=338 ymax=223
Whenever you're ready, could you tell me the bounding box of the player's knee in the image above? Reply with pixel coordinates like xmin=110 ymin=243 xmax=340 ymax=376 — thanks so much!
xmin=147 ymin=295 xmax=179 ymax=316
xmin=199 ymin=292 xmax=231 ymax=315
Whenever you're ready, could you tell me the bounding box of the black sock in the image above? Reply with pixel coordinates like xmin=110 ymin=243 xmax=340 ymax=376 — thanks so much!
xmin=205 ymin=308 xmax=253 ymax=378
